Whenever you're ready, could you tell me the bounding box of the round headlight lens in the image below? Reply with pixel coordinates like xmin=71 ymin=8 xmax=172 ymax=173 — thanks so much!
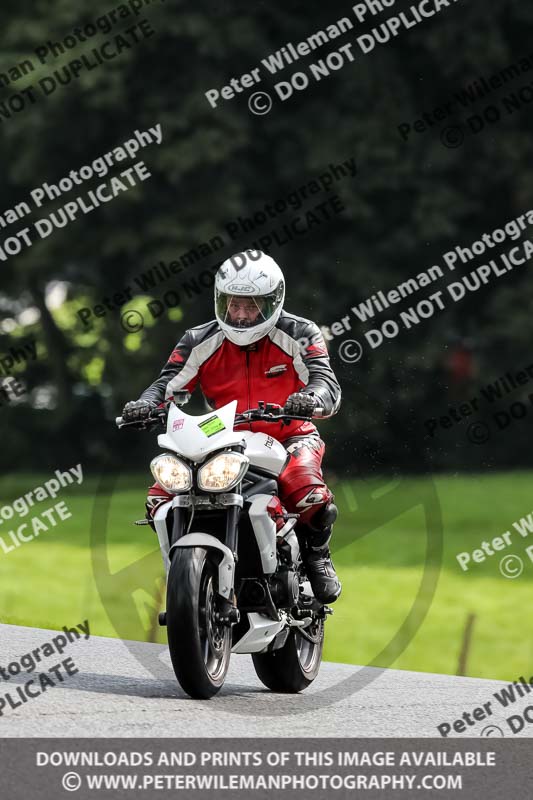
xmin=150 ymin=454 xmax=192 ymax=493
xmin=198 ymin=453 xmax=249 ymax=492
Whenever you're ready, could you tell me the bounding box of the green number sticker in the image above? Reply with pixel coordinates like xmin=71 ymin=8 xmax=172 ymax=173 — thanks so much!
xmin=198 ymin=415 xmax=226 ymax=437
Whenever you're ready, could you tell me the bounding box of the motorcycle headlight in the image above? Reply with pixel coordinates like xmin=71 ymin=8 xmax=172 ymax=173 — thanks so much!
xmin=150 ymin=453 xmax=192 ymax=493
xmin=198 ymin=453 xmax=249 ymax=493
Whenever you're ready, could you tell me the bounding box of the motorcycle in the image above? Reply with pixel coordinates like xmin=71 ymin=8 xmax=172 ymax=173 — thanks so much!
xmin=116 ymin=392 xmax=334 ymax=699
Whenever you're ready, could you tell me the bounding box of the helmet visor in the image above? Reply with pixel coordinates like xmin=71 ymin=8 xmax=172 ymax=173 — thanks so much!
xmin=216 ymin=288 xmax=283 ymax=330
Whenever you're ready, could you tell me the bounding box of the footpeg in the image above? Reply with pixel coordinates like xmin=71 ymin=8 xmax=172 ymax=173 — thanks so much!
xmin=134 ymin=519 xmax=151 ymax=526
xmin=289 ymin=616 xmax=312 ymax=628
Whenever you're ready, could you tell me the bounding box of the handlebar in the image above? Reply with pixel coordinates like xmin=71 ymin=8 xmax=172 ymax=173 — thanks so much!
xmin=115 ymin=409 xmax=166 ymax=430
xmin=116 ymin=399 xmax=324 ymax=430
xmin=234 ymin=402 xmax=325 ymax=425
xmin=116 ymin=392 xmax=190 ymax=429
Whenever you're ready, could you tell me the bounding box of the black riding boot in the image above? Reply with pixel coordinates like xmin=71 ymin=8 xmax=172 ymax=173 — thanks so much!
xmin=300 ymin=503 xmax=342 ymax=604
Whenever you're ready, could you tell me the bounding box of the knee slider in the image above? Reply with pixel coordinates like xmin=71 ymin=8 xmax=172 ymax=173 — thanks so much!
xmin=314 ymin=501 xmax=338 ymax=529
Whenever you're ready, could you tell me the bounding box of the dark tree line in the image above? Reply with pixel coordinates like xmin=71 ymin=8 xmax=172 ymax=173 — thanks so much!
xmin=0 ymin=0 xmax=532 ymax=475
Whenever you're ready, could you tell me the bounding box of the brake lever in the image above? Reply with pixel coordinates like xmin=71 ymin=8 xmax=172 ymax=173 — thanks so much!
xmin=234 ymin=405 xmax=321 ymax=426
xmin=116 ymin=411 xmax=167 ymax=430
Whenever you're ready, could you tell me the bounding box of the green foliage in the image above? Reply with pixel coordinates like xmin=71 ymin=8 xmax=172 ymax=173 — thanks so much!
xmin=0 ymin=1 xmax=531 ymax=470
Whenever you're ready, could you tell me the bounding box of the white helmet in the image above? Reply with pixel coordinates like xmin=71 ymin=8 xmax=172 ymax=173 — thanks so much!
xmin=214 ymin=250 xmax=285 ymax=346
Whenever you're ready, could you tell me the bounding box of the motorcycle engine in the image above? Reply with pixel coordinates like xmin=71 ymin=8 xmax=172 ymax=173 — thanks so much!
xmin=269 ymin=567 xmax=300 ymax=608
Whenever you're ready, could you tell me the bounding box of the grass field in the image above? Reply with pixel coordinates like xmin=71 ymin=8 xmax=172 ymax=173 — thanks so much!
xmin=0 ymin=470 xmax=532 ymax=681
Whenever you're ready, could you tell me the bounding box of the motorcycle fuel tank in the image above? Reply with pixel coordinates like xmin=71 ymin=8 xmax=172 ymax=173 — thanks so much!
xmin=241 ymin=431 xmax=288 ymax=476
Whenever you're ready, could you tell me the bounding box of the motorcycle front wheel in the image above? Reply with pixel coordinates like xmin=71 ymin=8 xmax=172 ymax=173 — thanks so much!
xmin=252 ymin=616 xmax=324 ymax=693
xmin=166 ymin=546 xmax=231 ymax=699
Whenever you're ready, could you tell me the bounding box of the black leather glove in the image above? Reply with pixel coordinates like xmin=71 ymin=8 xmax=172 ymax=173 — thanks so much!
xmin=283 ymin=392 xmax=318 ymax=417
xmin=122 ymin=399 xmax=156 ymax=422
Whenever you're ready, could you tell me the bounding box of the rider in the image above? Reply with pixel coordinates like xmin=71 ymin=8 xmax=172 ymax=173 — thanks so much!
xmin=122 ymin=250 xmax=342 ymax=603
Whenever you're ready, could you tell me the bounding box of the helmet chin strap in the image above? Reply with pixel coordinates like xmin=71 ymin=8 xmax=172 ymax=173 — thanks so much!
xmin=222 ymin=326 xmax=266 ymax=346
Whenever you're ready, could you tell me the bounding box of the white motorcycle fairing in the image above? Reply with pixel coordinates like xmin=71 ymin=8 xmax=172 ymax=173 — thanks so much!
xmin=241 ymin=431 xmax=288 ymax=476
xmin=157 ymin=400 xmax=289 ymax=474
xmin=231 ymin=613 xmax=285 ymax=654
xmin=153 ymin=493 xmax=283 ymax=579
xmin=152 ymin=399 xmax=304 ymax=654
xmin=158 ymin=400 xmax=243 ymax=461
xmin=247 ymin=493 xmax=279 ymax=575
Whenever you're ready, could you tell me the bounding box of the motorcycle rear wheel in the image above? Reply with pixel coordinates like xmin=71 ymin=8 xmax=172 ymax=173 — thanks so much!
xmin=167 ymin=546 xmax=231 ymax=699
xmin=251 ymin=617 xmax=324 ymax=693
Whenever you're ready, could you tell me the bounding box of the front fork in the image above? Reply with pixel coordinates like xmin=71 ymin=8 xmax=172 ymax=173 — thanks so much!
xmin=166 ymin=494 xmax=242 ymax=627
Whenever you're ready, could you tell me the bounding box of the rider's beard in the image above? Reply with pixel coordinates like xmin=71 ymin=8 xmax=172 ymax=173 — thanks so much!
xmin=229 ymin=313 xmax=264 ymax=328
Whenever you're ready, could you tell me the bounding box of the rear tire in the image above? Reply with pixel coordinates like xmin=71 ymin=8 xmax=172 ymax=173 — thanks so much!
xmin=167 ymin=546 xmax=231 ymax=699
xmin=252 ymin=618 xmax=324 ymax=693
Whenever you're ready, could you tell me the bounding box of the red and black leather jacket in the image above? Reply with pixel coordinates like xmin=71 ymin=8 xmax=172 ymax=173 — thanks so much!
xmin=140 ymin=311 xmax=342 ymax=441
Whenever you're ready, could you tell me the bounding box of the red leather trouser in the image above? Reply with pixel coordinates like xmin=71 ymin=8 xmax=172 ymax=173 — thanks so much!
xmin=147 ymin=433 xmax=332 ymax=527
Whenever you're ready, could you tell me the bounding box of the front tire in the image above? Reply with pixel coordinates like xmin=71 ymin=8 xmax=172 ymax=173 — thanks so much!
xmin=252 ymin=617 xmax=324 ymax=693
xmin=166 ymin=546 xmax=231 ymax=699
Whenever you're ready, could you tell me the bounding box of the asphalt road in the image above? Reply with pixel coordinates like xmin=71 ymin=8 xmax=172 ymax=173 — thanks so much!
xmin=0 ymin=623 xmax=529 ymax=738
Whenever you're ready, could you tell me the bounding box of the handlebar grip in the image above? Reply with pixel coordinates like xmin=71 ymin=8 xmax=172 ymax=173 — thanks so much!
xmin=313 ymin=407 xmax=325 ymax=418
xmin=115 ymin=416 xmax=124 ymax=427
